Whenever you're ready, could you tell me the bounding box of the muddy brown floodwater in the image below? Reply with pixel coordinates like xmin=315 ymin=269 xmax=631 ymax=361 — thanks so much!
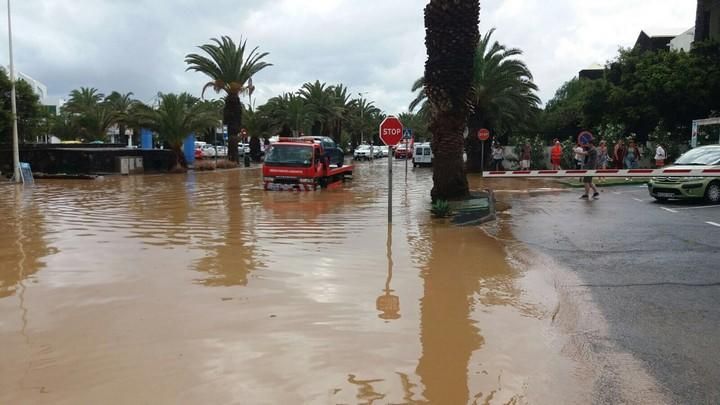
xmin=1 ymin=162 xmax=590 ymax=404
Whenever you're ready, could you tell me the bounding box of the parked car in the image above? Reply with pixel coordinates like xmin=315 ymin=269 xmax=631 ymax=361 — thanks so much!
xmin=394 ymin=143 xmax=413 ymax=159
xmin=194 ymin=147 xmax=203 ymax=160
xmin=413 ymin=143 xmax=433 ymax=167
xmin=379 ymin=145 xmax=390 ymax=158
xmin=201 ymin=144 xmax=217 ymax=157
xmin=299 ymin=136 xmax=345 ymax=167
xmin=373 ymin=145 xmax=383 ymax=158
xmin=354 ymin=145 xmax=372 ymax=160
xmin=647 ymin=145 xmax=720 ymax=203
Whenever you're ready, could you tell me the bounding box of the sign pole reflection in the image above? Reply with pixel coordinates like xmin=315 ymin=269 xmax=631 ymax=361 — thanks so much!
xmin=376 ymin=224 xmax=400 ymax=320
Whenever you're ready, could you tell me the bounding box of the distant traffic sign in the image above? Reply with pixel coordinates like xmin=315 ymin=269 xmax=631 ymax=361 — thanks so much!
xmin=578 ymin=130 xmax=594 ymax=145
xmin=379 ymin=116 xmax=404 ymax=146
xmin=478 ymin=128 xmax=490 ymax=141
xmin=403 ymin=128 xmax=413 ymax=140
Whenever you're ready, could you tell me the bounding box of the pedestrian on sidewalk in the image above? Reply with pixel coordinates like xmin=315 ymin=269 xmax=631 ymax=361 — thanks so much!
xmin=624 ymin=140 xmax=641 ymax=169
xmin=654 ymin=143 xmax=667 ymax=168
xmin=614 ymin=139 xmax=627 ymax=169
xmin=550 ymin=139 xmax=563 ymax=170
xmin=574 ymin=143 xmax=586 ymax=169
xmin=581 ymin=140 xmax=600 ymax=200
xmin=492 ymin=142 xmax=505 ymax=171
xmin=520 ymin=142 xmax=531 ymax=170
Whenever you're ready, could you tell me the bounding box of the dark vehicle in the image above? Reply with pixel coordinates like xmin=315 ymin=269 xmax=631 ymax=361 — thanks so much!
xmin=648 ymin=145 xmax=720 ymax=203
xmin=300 ymin=136 xmax=345 ymax=167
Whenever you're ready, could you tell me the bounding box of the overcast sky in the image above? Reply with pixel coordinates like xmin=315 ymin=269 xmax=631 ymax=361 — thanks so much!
xmin=2 ymin=0 xmax=695 ymax=113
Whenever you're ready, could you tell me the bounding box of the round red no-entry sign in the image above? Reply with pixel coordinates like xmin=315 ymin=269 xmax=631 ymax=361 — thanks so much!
xmin=379 ymin=116 xmax=404 ymax=146
xmin=478 ymin=128 xmax=490 ymax=141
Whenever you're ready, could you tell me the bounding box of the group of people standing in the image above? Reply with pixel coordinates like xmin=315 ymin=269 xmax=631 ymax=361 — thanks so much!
xmin=489 ymin=137 xmax=667 ymax=173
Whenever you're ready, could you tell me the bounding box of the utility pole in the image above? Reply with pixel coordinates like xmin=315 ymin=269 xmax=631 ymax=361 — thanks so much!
xmin=7 ymin=0 xmax=20 ymax=183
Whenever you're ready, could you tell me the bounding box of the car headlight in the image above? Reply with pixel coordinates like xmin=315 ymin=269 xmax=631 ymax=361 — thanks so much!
xmin=680 ymin=177 xmax=705 ymax=181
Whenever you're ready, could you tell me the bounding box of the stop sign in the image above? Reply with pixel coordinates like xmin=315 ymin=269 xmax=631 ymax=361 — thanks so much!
xmin=379 ymin=116 xmax=404 ymax=146
xmin=478 ymin=128 xmax=490 ymax=141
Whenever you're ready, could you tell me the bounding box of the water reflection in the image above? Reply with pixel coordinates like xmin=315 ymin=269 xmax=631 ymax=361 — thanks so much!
xmin=416 ymin=218 xmax=522 ymax=404
xmin=0 ymin=187 xmax=52 ymax=299
xmin=193 ymin=172 xmax=262 ymax=287
xmin=376 ymin=224 xmax=400 ymax=320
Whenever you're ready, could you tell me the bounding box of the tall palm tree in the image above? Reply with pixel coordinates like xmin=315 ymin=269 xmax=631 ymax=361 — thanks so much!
xmin=262 ymin=93 xmax=309 ymax=136
xmin=298 ymin=80 xmax=337 ymax=137
xmin=64 ymin=87 xmax=116 ymax=141
xmin=64 ymin=87 xmax=104 ymax=114
xmin=349 ymin=98 xmax=381 ymax=148
xmin=411 ymin=29 xmax=540 ymax=172
xmin=423 ymin=0 xmax=479 ymax=200
xmin=136 ymin=93 xmax=220 ymax=169
xmin=106 ymin=91 xmax=139 ymax=143
xmin=329 ymin=84 xmax=356 ymax=144
xmin=185 ymin=36 xmax=272 ymax=162
xmin=466 ymin=29 xmax=540 ymax=171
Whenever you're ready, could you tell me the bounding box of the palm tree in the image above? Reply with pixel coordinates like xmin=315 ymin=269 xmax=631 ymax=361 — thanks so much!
xmin=298 ymin=80 xmax=337 ymax=137
xmin=423 ymin=0 xmax=479 ymax=200
xmin=185 ymin=36 xmax=272 ymax=162
xmin=329 ymin=84 xmax=356 ymax=144
xmin=466 ymin=29 xmax=540 ymax=171
xmin=64 ymin=87 xmax=104 ymax=114
xmin=411 ymin=29 xmax=540 ymax=172
xmin=349 ymin=98 xmax=381 ymax=148
xmin=64 ymin=87 xmax=116 ymax=141
xmin=136 ymin=93 xmax=220 ymax=169
xmin=262 ymin=93 xmax=309 ymax=136
xmin=106 ymin=91 xmax=139 ymax=144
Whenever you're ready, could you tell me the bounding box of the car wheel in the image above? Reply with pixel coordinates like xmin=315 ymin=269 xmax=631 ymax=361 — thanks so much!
xmin=705 ymin=181 xmax=720 ymax=203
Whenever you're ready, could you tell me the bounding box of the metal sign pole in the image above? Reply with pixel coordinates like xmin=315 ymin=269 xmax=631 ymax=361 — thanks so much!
xmin=481 ymin=140 xmax=485 ymax=176
xmin=404 ymin=139 xmax=408 ymax=182
xmin=388 ymin=147 xmax=393 ymax=224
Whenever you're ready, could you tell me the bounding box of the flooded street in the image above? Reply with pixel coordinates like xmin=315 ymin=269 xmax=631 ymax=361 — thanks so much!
xmin=1 ymin=163 xmax=589 ymax=404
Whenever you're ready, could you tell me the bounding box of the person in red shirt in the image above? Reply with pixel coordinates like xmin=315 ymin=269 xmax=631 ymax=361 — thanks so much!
xmin=550 ymin=139 xmax=563 ymax=170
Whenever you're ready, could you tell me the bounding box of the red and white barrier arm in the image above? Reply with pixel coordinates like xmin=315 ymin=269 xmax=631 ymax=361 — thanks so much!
xmin=484 ymin=167 xmax=720 ymax=178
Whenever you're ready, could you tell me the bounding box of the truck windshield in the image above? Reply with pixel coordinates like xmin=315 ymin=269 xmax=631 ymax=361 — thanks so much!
xmin=265 ymin=145 xmax=313 ymax=167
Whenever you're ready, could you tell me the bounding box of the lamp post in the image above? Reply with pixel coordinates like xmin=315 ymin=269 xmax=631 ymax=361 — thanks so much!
xmin=358 ymin=92 xmax=367 ymax=145
xmin=7 ymin=0 xmax=20 ymax=183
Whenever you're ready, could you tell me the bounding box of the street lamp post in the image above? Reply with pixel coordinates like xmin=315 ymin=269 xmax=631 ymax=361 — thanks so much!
xmin=7 ymin=0 xmax=20 ymax=183
xmin=358 ymin=92 xmax=367 ymax=146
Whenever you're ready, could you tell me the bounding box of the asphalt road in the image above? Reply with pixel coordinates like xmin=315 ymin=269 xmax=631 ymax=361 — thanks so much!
xmin=507 ymin=184 xmax=720 ymax=404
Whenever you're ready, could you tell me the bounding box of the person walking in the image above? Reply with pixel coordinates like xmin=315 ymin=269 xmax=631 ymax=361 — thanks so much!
xmin=598 ymin=140 xmax=609 ymax=169
xmin=614 ymin=139 xmax=627 ymax=169
xmin=624 ymin=140 xmax=641 ymax=169
xmin=573 ymin=143 xmax=586 ymax=169
xmin=654 ymin=143 xmax=667 ymax=168
xmin=550 ymin=138 xmax=563 ymax=170
xmin=492 ymin=142 xmax=505 ymax=171
xmin=520 ymin=142 xmax=531 ymax=170
xmin=580 ymin=140 xmax=600 ymax=200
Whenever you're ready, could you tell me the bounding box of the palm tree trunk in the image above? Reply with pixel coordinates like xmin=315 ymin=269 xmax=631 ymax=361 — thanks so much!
xmin=424 ymin=0 xmax=479 ymax=200
xmin=224 ymin=94 xmax=242 ymax=162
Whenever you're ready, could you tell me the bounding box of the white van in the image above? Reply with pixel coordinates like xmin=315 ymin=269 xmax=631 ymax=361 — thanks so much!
xmin=413 ymin=142 xmax=433 ymax=167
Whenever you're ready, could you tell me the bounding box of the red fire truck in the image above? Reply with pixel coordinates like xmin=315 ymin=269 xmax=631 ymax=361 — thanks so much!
xmin=262 ymin=138 xmax=353 ymax=191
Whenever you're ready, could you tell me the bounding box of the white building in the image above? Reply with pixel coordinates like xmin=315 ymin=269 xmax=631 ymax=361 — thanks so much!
xmin=1 ymin=66 xmax=49 ymax=104
xmin=670 ymin=27 xmax=696 ymax=52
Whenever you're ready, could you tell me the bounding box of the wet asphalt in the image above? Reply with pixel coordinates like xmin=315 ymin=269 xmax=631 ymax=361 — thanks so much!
xmin=507 ymin=183 xmax=720 ymax=405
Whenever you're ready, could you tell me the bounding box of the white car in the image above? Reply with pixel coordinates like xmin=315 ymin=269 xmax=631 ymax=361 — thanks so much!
xmin=354 ymin=145 xmax=372 ymax=160
xmin=201 ymin=144 xmax=217 ymax=157
xmin=379 ymin=145 xmax=390 ymax=157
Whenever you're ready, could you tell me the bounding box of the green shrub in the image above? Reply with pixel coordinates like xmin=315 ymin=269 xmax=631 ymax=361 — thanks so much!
xmin=431 ymin=200 xmax=452 ymax=218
